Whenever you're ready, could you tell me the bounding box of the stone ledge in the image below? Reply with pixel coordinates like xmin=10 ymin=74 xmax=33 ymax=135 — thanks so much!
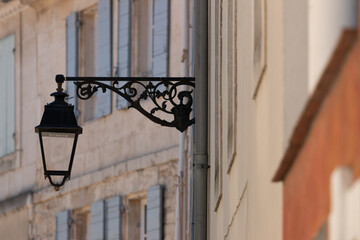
xmin=20 ymin=0 xmax=56 ymax=11
xmin=33 ymin=145 xmax=179 ymax=203
xmin=0 ymin=150 xmax=21 ymax=175
xmin=0 ymin=191 xmax=32 ymax=215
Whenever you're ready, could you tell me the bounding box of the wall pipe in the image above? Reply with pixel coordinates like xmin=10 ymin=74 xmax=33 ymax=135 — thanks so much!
xmin=188 ymin=0 xmax=195 ymax=238
xmin=193 ymin=0 xmax=208 ymax=238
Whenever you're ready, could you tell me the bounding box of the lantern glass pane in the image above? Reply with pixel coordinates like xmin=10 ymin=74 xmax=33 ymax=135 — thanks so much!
xmin=42 ymin=132 xmax=75 ymax=173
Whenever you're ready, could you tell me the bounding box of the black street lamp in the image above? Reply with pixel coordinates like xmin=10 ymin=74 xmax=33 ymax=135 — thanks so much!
xmin=35 ymin=75 xmax=82 ymax=191
xmin=35 ymin=74 xmax=194 ymax=190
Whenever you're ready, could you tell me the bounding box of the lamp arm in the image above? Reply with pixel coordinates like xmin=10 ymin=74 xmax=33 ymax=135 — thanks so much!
xmin=62 ymin=75 xmax=195 ymax=132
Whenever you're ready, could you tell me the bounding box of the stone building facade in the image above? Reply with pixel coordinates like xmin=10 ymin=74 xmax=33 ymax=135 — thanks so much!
xmin=207 ymin=0 xmax=358 ymax=239
xmin=2 ymin=0 xmax=359 ymax=239
xmin=0 ymin=0 xmax=190 ymax=239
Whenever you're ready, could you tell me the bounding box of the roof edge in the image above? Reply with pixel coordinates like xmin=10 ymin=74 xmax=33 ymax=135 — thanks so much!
xmin=273 ymin=29 xmax=358 ymax=182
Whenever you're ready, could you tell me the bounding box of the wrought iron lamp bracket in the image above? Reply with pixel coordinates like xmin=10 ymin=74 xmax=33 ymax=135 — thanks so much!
xmin=59 ymin=75 xmax=195 ymax=132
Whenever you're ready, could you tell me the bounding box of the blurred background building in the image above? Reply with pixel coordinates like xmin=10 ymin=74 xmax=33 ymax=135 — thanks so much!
xmin=208 ymin=0 xmax=358 ymax=240
xmin=0 ymin=0 xmax=193 ymax=239
xmin=0 ymin=0 xmax=359 ymax=239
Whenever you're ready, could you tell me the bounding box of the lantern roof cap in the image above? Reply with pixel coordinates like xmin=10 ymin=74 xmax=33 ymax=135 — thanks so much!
xmin=35 ymin=90 xmax=82 ymax=134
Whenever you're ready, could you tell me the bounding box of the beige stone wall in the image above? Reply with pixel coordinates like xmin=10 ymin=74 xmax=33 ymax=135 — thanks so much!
xmin=0 ymin=0 xmax=185 ymax=239
xmin=32 ymin=156 xmax=178 ymax=239
xmin=0 ymin=208 xmax=29 ymax=240
xmin=32 ymin=0 xmax=181 ymax=189
xmin=0 ymin=2 xmax=38 ymax=200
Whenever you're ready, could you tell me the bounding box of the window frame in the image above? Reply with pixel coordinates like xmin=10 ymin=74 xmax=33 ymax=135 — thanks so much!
xmin=253 ymin=0 xmax=267 ymax=98
xmin=66 ymin=0 xmax=114 ymax=123
xmin=131 ymin=0 xmax=154 ymax=77
xmin=0 ymin=30 xmax=20 ymax=175
xmin=139 ymin=198 xmax=147 ymax=240
xmin=70 ymin=206 xmax=91 ymax=240
xmin=77 ymin=5 xmax=98 ymax=123
xmin=66 ymin=0 xmax=171 ymax=116
xmin=125 ymin=191 xmax=147 ymax=240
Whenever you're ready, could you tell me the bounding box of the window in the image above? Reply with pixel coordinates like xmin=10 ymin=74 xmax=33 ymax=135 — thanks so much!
xmin=116 ymin=0 xmax=170 ymax=108
xmin=71 ymin=207 xmax=91 ymax=240
xmin=90 ymin=196 xmax=124 ymax=239
xmin=131 ymin=0 xmax=152 ymax=77
xmin=66 ymin=0 xmax=113 ymax=122
xmin=129 ymin=0 xmax=169 ymax=78
xmin=213 ymin=0 xmax=222 ymax=211
xmin=78 ymin=6 xmax=97 ymax=122
xmin=211 ymin=0 xmax=237 ymax=211
xmin=56 ymin=196 xmax=124 ymax=240
xmin=55 ymin=207 xmax=91 ymax=240
xmin=66 ymin=0 xmax=170 ymax=116
xmin=127 ymin=185 xmax=163 ymax=240
xmin=56 ymin=186 xmax=163 ymax=239
xmin=128 ymin=198 xmax=147 ymax=240
xmin=0 ymin=34 xmax=15 ymax=158
xmin=253 ymin=0 xmax=266 ymax=97
xmin=226 ymin=0 xmax=237 ymax=173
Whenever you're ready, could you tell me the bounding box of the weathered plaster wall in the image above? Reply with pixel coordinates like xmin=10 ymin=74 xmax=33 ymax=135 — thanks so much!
xmin=33 ymin=0 xmax=181 ymax=189
xmin=208 ymin=0 xmax=284 ymax=239
xmin=0 ymin=208 xmax=29 ymax=240
xmin=0 ymin=0 xmax=185 ymax=239
xmin=32 ymin=156 xmax=178 ymax=239
xmin=0 ymin=2 xmax=38 ymax=201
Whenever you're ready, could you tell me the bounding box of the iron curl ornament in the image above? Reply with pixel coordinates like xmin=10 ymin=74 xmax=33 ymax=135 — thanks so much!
xmin=60 ymin=75 xmax=195 ymax=132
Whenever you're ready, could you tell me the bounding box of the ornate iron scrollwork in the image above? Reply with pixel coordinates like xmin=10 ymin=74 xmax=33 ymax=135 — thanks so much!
xmin=65 ymin=76 xmax=195 ymax=132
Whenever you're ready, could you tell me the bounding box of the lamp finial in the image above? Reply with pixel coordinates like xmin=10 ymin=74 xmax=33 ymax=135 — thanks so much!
xmin=55 ymin=74 xmax=65 ymax=92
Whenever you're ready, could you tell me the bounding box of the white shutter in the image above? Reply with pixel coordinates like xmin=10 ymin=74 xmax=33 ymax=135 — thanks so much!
xmin=116 ymin=0 xmax=131 ymax=109
xmin=146 ymin=185 xmax=164 ymax=240
xmin=90 ymin=201 xmax=105 ymax=240
xmin=0 ymin=34 xmax=15 ymax=157
xmin=105 ymin=195 xmax=123 ymax=240
xmin=56 ymin=210 xmax=71 ymax=240
xmin=66 ymin=12 xmax=78 ymax=113
xmin=96 ymin=0 xmax=113 ymax=118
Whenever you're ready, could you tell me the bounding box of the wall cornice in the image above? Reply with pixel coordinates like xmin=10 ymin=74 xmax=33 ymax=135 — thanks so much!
xmin=0 ymin=192 xmax=32 ymax=215
xmin=0 ymin=0 xmax=26 ymax=20
xmin=20 ymin=0 xmax=58 ymax=11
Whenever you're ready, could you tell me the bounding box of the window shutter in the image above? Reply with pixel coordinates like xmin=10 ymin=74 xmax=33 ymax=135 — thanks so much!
xmin=152 ymin=0 xmax=169 ymax=78
xmin=146 ymin=185 xmax=164 ymax=240
xmin=96 ymin=0 xmax=113 ymax=118
xmin=90 ymin=201 xmax=105 ymax=240
xmin=66 ymin=12 xmax=78 ymax=114
xmin=116 ymin=0 xmax=131 ymax=109
xmin=56 ymin=210 xmax=71 ymax=240
xmin=105 ymin=195 xmax=123 ymax=240
xmin=0 ymin=34 xmax=15 ymax=157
